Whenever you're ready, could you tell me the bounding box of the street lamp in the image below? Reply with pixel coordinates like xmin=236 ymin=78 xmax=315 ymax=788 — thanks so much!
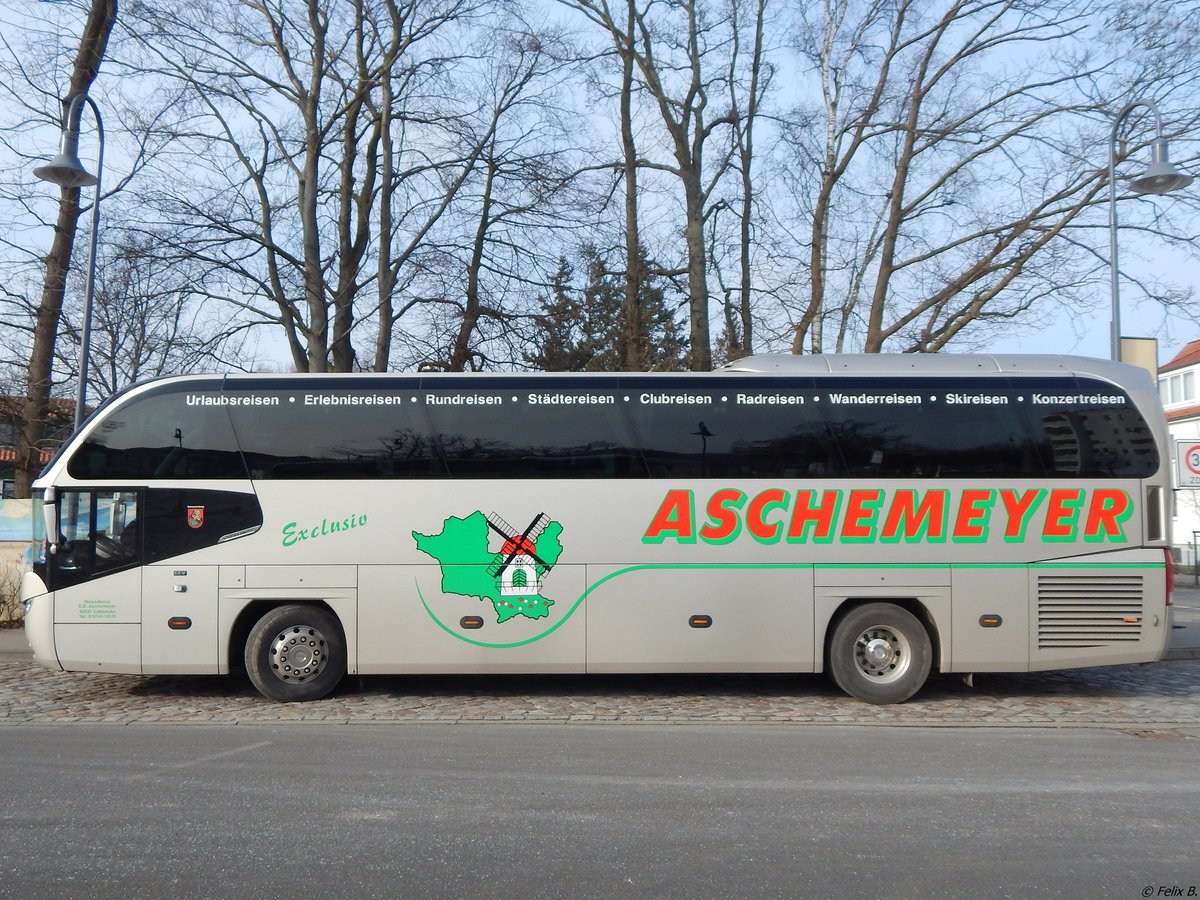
xmin=1108 ymin=99 xmax=1193 ymax=361
xmin=33 ymin=92 xmax=104 ymax=431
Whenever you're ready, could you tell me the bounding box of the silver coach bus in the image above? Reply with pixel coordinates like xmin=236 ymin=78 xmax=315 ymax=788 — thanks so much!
xmin=21 ymin=354 xmax=1174 ymax=703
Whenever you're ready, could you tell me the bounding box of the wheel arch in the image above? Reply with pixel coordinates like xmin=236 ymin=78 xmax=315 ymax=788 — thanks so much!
xmin=227 ymin=598 xmax=345 ymax=675
xmin=821 ymin=596 xmax=943 ymax=675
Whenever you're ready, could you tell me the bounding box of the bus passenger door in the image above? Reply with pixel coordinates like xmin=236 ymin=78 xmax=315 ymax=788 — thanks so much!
xmin=50 ymin=490 xmax=144 ymax=673
xmin=142 ymin=565 xmax=220 ymax=674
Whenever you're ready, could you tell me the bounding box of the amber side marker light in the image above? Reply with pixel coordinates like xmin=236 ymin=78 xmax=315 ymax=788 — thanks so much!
xmin=167 ymin=617 xmax=192 ymax=630
xmin=979 ymin=614 xmax=1003 ymax=628
xmin=460 ymin=616 xmax=484 ymax=630
xmin=689 ymin=615 xmax=713 ymax=629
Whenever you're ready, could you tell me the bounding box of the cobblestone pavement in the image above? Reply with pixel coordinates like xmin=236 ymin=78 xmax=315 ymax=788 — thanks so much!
xmin=1 ymin=658 xmax=1198 ymax=732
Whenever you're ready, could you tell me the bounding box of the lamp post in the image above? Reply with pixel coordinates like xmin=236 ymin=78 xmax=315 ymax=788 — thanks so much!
xmin=33 ymin=92 xmax=104 ymax=431
xmin=1108 ymin=99 xmax=1193 ymax=361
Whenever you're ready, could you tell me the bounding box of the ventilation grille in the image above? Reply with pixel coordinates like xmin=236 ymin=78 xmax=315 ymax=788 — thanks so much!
xmin=1037 ymin=574 xmax=1144 ymax=649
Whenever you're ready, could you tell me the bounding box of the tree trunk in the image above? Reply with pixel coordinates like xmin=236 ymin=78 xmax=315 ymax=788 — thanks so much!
xmin=449 ymin=159 xmax=497 ymax=372
xmin=681 ymin=165 xmax=711 ymax=371
xmin=619 ymin=1 xmax=643 ymax=372
xmin=16 ymin=0 xmax=117 ymax=497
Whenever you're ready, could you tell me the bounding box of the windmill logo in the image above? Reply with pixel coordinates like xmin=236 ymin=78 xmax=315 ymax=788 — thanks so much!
xmin=487 ymin=512 xmax=554 ymax=600
xmin=413 ymin=510 xmax=565 ymax=623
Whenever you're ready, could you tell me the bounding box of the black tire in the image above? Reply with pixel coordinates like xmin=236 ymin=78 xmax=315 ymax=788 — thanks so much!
xmin=827 ymin=603 xmax=932 ymax=704
xmin=244 ymin=605 xmax=346 ymax=702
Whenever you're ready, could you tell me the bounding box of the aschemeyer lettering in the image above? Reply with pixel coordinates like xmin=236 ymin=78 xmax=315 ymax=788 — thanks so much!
xmin=642 ymin=487 xmax=1133 ymax=545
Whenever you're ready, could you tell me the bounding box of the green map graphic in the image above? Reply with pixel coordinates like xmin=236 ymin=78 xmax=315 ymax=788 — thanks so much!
xmin=413 ymin=512 xmax=564 ymax=623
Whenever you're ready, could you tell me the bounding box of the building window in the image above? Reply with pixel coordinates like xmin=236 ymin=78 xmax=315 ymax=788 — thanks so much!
xmin=1161 ymin=371 xmax=1196 ymax=408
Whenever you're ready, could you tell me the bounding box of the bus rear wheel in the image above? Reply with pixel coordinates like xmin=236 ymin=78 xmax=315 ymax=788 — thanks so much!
xmin=245 ymin=605 xmax=346 ymax=702
xmin=828 ymin=603 xmax=931 ymax=704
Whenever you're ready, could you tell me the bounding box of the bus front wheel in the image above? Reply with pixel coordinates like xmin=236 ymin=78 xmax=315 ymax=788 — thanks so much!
xmin=245 ymin=605 xmax=346 ymax=702
xmin=828 ymin=603 xmax=932 ymax=704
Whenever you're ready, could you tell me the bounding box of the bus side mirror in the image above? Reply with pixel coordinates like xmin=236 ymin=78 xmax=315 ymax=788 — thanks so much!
xmin=43 ymin=502 xmax=57 ymax=556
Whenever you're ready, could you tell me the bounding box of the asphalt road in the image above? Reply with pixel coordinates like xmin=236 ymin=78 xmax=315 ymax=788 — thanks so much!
xmin=0 ymin=589 xmax=1196 ymax=898
xmin=0 ymin=724 xmax=1196 ymax=900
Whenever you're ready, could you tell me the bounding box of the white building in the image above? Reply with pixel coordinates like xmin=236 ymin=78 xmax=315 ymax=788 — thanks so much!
xmin=1160 ymin=340 xmax=1200 ymax=566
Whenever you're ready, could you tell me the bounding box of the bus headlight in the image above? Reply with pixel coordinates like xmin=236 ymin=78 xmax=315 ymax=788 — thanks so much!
xmin=23 ymin=596 xmax=34 ymax=616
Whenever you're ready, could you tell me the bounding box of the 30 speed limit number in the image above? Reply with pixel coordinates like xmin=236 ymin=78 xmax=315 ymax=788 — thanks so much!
xmin=1177 ymin=440 xmax=1200 ymax=488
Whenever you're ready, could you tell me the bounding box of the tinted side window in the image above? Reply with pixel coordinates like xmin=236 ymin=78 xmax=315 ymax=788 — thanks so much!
xmin=425 ymin=381 xmax=641 ymax=478
xmin=67 ymin=389 xmax=246 ymax=480
xmin=624 ymin=379 xmax=838 ymax=478
xmin=821 ymin=379 xmax=1040 ymax=478
xmin=1024 ymin=377 xmax=1157 ymax=477
xmin=78 ymin=374 xmax=1152 ymax=483
xmin=47 ymin=488 xmax=264 ymax=584
xmin=227 ymin=385 xmax=439 ymax=479
xmin=141 ymin=489 xmax=263 ymax=563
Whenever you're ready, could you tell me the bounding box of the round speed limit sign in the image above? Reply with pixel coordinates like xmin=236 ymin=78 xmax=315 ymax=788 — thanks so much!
xmin=1177 ymin=440 xmax=1200 ymax=487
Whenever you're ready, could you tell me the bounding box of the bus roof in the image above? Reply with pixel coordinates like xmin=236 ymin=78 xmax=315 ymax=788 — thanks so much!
xmin=101 ymin=351 xmax=1150 ymax=384
xmin=718 ymin=353 xmax=1146 ymax=380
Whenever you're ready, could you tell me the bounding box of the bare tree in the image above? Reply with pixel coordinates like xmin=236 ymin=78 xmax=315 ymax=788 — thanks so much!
xmin=125 ymin=0 xmax=510 ymax=372
xmin=9 ymin=0 xmax=118 ymax=496
xmin=54 ymin=229 xmax=253 ymax=395
xmin=4 ymin=0 xmax=1197 ymax=414
xmin=616 ymin=0 xmax=645 ymax=370
xmin=783 ymin=0 xmax=1200 ymax=354
xmin=394 ymin=26 xmax=588 ymax=371
xmin=558 ymin=0 xmax=763 ymax=371
xmin=720 ymin=0 xmax=771 ymax=361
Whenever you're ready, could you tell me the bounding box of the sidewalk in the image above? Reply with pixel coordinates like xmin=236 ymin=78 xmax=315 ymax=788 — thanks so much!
xmin=3 ymin=582 xmax=1198 ymax=661
xmin=0 ymin=626 xmax=28 ymax=660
